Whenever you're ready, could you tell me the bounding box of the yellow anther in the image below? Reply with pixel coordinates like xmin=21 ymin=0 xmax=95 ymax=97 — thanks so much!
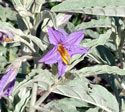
xmin=57 ymin=44 xmax=71 ymax=65
xmin=4 ymin=38 xmax=10 ymax=42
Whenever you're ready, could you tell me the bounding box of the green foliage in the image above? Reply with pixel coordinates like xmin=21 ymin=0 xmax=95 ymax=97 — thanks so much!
xmin=52 ymin=0 xmax=125 ymax=17
xmin=46 ymin=98 xmax=89 ymax=112
xmin=0 ymin=0 xmax=125 ymax=112
xmin=53 ymin=78 xmax=119 ymax=112
xmin=0 ymin=5 xmax=17 ymax=21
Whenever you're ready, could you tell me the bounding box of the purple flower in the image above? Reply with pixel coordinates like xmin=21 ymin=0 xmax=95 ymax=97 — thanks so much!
xmin=0 ymin=30 xmax=14 ymax=43
xmin=0 ymin=61 xmax=21 ymax=99
xmin=39 ymin=27 xmax=88 ymax=78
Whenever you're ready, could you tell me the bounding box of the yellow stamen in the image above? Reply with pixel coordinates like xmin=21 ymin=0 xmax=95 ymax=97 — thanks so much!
xmin=4 ymin=38 xmax=10 ymax=42
xmin=57 ymin=44 xmax=71 ymax=65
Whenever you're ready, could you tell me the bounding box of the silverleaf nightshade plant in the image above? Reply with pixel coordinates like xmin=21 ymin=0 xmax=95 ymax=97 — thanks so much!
xmin=39 ymin=26 xmax=88 ymax=78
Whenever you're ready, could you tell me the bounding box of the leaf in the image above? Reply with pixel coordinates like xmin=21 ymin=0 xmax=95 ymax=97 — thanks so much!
xmin=52 ymin=0 xmax=125 ymax=17
xmin=31 ymin=0 xmax=46 ymax=13
xmin=0 ymin=56 xmax=7 ymax=63
xmin=26 ymin=35 xmax=47 ymax=51
xmin=13 ymin=69 xmax=55 ymax=95
xmin=46 ymin=98 xmax=89 ymax=112
xmin=34 ymin=10 xmax=57 ymax=30
xmin=12 ymin=0 xmax=32 ymax=17
xmin=9 ymin=47 xmax=18 ymax=62
xmin=85 ymin=30 xmax=99 ymax=39
xmin=100 ymin=74 xmax=121 ymax=109
xmin=84 ymin=30 xmax=112 ymax=48
xmin=14 ymin=90 xmax=30 ymax=112
xmin=0 ymin=5 xmax=17 ymax=21
xmin=89 ymin=45 xmax=115 ymax=65
xmin=12 ymin=0 xmax=24 ymax=8
xmin=85 ymin=108 xmax=100 ymax=112
xmin=53 ymin=78 xmax=119 ymax=112
xmin=20 ymin=0 xmax=34 ymax=10
xmin=71 ymin=65 xmax=125 ymax=76
xmin=121 ymin=98 xmax=125 ymax=112
xmin=75 ymin=18 xmax=111 ymax=30
xmin=0 ymin=56 xmax=7 ymax=72
xmin=65 ymin=22 xmax=75 ymax=33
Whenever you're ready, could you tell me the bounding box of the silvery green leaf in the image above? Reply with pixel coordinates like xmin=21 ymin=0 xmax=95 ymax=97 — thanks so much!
xmin=14 ymin=90 xmax=30 ymax=112
xmin=0 ymin=46 xmax=8 ymax=72
xmin=75 ymin=18 xmax=111 ymax=30
xmin=26 ymin=35 xmax=47 ymax=51
xmin=13 ymin=69 xmax=55 ymax=95
xmin=89 ymin=85 xmax=119 ymax=112
xmin=0 ymin=56 xmax=7 ymax=63
xmin=12 ymin=0 xmax=23 ymax=7
xmin=0 ymin=56 xmax=7 ymax=72
xmin=46 ymin=98 xmax=89 ymax=112
xmin=12 ymin=69 xmax=40 ymax=96
xmin=9 ymin=47 xmax=18 ymax=62
xmin=12 ymin=0 xmax=32 ymax=17
xmin=52 ymin=0 xmax=125 ymax=17
xmin=34 ymin=10 xmax=57 ymax=30
xmin=71 ymin=65 xmax=125 ymax=77
xmin=105 ymin=40 xmax=116 ymax=51
xmin=100 ymin=74 xmax=121 ymax=109
xmin=53 ymin=78 xmax=119 ymax=112
xmin=31 ymin=0 xmax=45 ymax=13
xmin=0 ymin=21 xmax=26 ymax=37
xmin=0 ymin=5 xmax=17 ymax=21
xmin=33 ymin=70 xmax=55 ymax=90
xmin=85 ymin=30 xmax=99 ymax=39
xmin=121 ymin=98 xmax=125 ymax=112
xmin=65 ymin=22 xmax=75 ymax=33
xmin=84 ymin=30 xmax=112 ymax=48
xmin=20 ymin=0 xmax=34 ymax=10
xmin=89 ymin=45 xmax=115 ymax=65
xmin=0 ymin=45 xmax=7 ymax=55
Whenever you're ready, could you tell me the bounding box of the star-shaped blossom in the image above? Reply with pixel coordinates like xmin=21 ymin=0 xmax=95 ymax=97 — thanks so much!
xmin=39 ymin=26 xmax=88 ymax=78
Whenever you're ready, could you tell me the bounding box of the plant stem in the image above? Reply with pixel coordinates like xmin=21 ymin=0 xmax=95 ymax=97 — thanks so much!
xmin=35 ymin=90 xmax=51 ymax=106
xmin=29 ymin=82 xmax=38 ymax=112
xmin=118 ymin=48 xmax=123 ymax=69
xmin=35 ymin=80 xmax=58 ymax=107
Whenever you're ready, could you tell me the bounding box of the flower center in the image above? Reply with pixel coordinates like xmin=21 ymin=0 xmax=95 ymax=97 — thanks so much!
xmin=57 ymin=44 xmax=71 ymax=65
xmin=4 ymin=38 xmax=10 ymax=42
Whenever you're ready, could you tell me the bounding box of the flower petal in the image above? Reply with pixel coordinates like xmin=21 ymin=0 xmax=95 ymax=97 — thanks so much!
xmin=57 ymin=60 xmax=67 ymax=78
xmin=39 ymin=46 xmax=60 ymax=64
xmin=57 ymin=28 xmax=68 ymax=39
xmin=63 ymin=30 xmax=84 ymax=45
xmin=4 ymin=80 xmax=15 ymax=97
xmin=66 ymin=45 xmax=89 ymax=56
xmin=0 ymin=70 xmax=16 ymax=98
xmin=47 ymin=26 xmax=65 ymax=45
